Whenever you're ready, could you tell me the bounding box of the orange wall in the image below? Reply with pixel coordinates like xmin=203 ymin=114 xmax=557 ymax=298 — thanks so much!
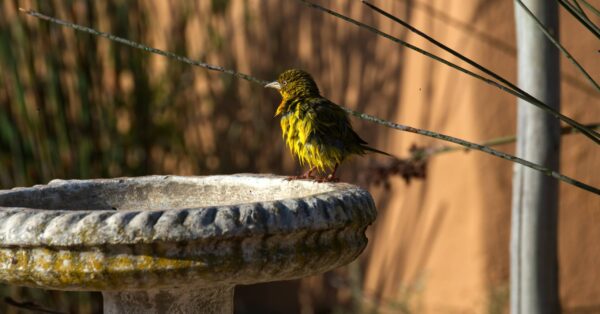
xmin=1 ymin=1 xmax=599 ymax=313
xmin=363 ymin=1 xmax=600 ymax=313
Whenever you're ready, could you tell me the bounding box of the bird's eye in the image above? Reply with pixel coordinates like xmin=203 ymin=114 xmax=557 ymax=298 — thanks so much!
xmin=282 ymin=80 xmax=287 ymax=85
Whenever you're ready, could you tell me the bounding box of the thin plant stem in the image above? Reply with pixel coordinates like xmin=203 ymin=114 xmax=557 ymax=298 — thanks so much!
xmin=430 ymin=122 xmax=600 ymax=156
xmin=364 ymin=1 xmax=599 ymax=94
xmin=514 ymin=0 xmax=600 ymax=92
xmin=18 ymin=8 xmax=600 ymax=195
xmin=299 ymin=0 xmax=600 ymax=145
xmin=344 ymin=108 xmax=600 ymax=195
xmin=558 ymin=0 xmax=600 ymax=39
xmin=577 ymin=0 xmax=600 ymax=17
xmin=17 ymin=9 xmax=269 ymax=87
xmin=571 ymin=0 xmax=590 ymax=19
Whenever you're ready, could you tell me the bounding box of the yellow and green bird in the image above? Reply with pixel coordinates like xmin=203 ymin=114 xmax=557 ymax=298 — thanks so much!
xmin=266 ymin=69 xmax=390 ymax=181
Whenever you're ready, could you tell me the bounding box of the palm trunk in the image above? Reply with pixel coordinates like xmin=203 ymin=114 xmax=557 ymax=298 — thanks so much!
xmin=511 ymin=1 xmax=561 ymax=313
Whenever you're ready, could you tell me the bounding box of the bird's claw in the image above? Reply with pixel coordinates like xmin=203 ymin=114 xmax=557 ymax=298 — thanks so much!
xmin=312 ymin=175 xmax=339 ymax=183
xmin=285 ymin=175 xmax=338 ymax=183
xmin=285 ymin=167 xmax=338 ymax=182
xmin=286 ymin=168 xmax=317 ymax=181
xmin=285 ymin=174 xmax=313 ymax=181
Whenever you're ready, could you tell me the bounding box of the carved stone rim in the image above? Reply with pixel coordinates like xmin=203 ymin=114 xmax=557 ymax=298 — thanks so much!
xmin=0 ymin=174 xmax=376 ymax=248
xmin=0 ymin=174 xmax=377 ymax=290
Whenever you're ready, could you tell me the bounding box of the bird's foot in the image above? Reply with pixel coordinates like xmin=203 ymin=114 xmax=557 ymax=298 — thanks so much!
xmin=313 ymin=175 xmax=340 ymax=183
xmin=286 ymin=168 xmax=316 ymax=181
xmin=285 ymin=175 xmax=304 ymax=181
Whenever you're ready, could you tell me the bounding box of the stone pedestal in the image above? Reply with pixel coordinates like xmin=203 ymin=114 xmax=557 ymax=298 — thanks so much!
xmin=103 ymin=286 xmax=234 ymax=314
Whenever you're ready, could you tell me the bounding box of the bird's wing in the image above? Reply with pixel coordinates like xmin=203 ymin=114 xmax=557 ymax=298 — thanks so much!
xmin=302 ymin=97 xmax=392 ymax=157
xmin=306 ymin=97 xmax=368 ymax=147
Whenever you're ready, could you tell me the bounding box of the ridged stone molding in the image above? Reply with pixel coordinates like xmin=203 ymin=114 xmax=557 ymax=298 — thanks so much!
xmin=0 ymin=174 xmax=377 ymax=313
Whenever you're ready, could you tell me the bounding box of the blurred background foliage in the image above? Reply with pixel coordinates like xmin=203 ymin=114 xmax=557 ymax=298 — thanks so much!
xmin=0 ymin=0 xmax=284 ymax=187
xmin=0 ymin=0 xmax=395 ymax=313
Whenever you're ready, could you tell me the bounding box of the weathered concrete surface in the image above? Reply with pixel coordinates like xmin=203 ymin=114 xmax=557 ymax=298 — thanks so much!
xmin=103 ymin=286 xmax=234 ymax=314
xmin=0 ymin=174 xmax=376 ymax=313
xmin=0 ymin=175 xmax=376 ymax=290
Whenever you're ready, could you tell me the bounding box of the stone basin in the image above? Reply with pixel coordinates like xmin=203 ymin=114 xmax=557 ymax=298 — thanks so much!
xmin=0 ymin=174 xmax=376 ymax=313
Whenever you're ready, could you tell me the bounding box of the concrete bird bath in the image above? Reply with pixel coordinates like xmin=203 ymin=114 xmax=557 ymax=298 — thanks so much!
xmin=0 ymin=174 xmax=376 ymax=313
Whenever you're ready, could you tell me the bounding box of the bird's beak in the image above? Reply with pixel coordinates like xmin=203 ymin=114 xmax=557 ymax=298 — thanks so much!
xmin=265 ymin=81 xmax=282 ymax=90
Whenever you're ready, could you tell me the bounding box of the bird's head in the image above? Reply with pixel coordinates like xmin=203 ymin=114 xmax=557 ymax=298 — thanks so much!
xmin=265 ymin=69 xmax=320 ymax=99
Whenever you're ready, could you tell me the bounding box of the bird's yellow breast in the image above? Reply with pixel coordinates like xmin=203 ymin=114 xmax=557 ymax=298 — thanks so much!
xmin=278 ymin=98 xmax=344 ymax=172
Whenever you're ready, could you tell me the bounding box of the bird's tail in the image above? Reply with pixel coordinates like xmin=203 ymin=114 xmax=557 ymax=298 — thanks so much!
xmin=363 ymin=145 xmax=393 ymax=157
